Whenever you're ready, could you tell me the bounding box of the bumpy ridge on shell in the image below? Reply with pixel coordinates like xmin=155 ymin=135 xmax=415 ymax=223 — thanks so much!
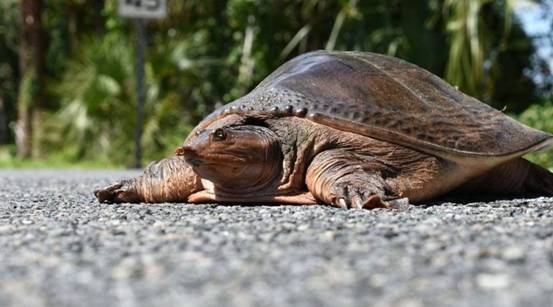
xmin=195 ymin=51 xmax=553 ymax=162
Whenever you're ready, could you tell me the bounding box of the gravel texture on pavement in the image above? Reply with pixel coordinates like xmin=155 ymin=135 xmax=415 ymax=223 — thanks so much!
xmin=1 ymin=169 xmax=553 ymax=307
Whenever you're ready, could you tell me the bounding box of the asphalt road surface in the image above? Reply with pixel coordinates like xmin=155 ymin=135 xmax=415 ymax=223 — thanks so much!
xmin=1 ymin=169 xmax=553 ymax=307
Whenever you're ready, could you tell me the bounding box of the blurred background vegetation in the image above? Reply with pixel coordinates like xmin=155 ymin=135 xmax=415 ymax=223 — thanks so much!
xmin=0 ymin=0 xmax=552 ymax=168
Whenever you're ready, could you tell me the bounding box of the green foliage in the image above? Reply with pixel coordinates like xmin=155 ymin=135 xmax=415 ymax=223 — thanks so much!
xmin=444 ymin=0 xmax=489 ymax=96
xmin=46 ymin=35 xmax=133 ymax=163
xmin=0 ymin=144 xmax=117 ymax=169
xmin=46 ymin=33 xmax=193 ymax=165
xmin=516 ymin=97 xmax=553 ymax=169
xmin=0 ymin=0 xmax=551 ymax=167
xmin=442 ymin=0 xmax=539 ymax=112
xmin=0 ymin=0 xmax=20 ymax=141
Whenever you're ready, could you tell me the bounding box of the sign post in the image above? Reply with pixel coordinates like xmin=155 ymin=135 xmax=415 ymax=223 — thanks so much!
xmin=133 ymin=19 xmax=146 ymax=169
xmin=118 ymin=0 xmax=167 ymax=168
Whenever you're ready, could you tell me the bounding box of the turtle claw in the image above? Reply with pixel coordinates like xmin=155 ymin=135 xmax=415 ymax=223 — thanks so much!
xmin=351 ymin=194 xmax=364 ymax=209
xmin=329 ymin=178 xmax=404 ymax=210
xmin=361 ymin=194 xmax=386 ymax=209
xmin=336 ymin=198 xmax=348 ymax=209
xmin=329 ymin=179 xmax=409 ymax=210
xmin=358 ymin=196 xmax=410 ymax=210
xmin=350 ymin=194 xmax=390 ymax=209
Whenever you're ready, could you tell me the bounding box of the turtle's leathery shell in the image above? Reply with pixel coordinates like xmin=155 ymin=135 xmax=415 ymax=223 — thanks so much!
xmin=199 ymin=51 xmax=553 ymax=162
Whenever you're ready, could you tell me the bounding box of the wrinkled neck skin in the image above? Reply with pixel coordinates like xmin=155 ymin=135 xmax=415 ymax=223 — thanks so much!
xmin=122 ymin=156 xmax=203 ymax=203
xmin=188 ymin=116 xmax=331 ymax=204
xmin=267 ymin=117 xmax=337 ymax=191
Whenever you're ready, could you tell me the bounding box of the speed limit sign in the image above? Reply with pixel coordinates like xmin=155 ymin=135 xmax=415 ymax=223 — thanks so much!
xmin=118 ymin=0 xmax=167 ymax=19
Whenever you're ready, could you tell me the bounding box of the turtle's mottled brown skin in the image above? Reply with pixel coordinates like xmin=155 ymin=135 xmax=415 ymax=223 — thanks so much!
xmin=95 ymin=51 xmax=553 ymax=209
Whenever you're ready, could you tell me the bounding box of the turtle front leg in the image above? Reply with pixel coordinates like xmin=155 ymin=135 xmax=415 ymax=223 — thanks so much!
xmin=305 ymin=149 xmax=409 ymax=209
xmin=94 ymin=156 xmax=203 ymax=203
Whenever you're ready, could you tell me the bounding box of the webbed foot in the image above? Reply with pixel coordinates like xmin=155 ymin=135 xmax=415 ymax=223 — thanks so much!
xmin=329 ymin=174 xmax=409 ymax=210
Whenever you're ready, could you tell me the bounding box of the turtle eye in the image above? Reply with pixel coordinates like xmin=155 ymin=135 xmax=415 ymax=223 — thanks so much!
xmin=213 ymin=128 xmax=227 ymax=141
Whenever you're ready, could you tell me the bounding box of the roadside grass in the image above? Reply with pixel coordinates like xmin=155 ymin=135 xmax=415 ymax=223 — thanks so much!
xmin=0 ymin=145 xmax=122 ymax=169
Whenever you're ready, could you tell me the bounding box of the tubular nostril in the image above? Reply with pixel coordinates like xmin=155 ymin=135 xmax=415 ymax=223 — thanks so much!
xmin=175 ymin=145 xmax=194 ymax=156
xmin=175 ymin=146 xmax=185 ymax=156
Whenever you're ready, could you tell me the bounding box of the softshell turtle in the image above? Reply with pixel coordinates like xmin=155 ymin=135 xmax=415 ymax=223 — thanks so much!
xmin=95 ymin=51 xmax=553 ymax=209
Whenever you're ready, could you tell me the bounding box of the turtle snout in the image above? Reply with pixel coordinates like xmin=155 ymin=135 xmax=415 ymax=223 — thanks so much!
xmin=176 ymin=145 xmax=203 ymax=166
xmin=94 ymin=181 xmax=142 ymax=203
xmin=94 ymin=182 xmax=123 ymax=203
xmin=175 ymin=145 xmax=195 ymax=156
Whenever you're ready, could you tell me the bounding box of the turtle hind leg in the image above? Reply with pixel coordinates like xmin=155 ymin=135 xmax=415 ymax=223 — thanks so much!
xmin=454 ymin=158 xmax=553 ymax=199
xmin=517 ymin=159 xmax=553 ymax=196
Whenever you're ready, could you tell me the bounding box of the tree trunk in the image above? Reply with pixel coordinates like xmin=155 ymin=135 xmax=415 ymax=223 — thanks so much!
xmin=0 ymin=96 xmax=7 ymax=144
xmin=16 ymin=0 xmax=46 ymax=158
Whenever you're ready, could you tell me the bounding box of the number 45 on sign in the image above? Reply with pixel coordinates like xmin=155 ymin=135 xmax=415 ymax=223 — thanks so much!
xmin=118 ymin=0 xmax=167 ymax=19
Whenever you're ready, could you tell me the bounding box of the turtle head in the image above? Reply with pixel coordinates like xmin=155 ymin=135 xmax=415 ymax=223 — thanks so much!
xmin=176 ymin=121 xmax=281 ymax=191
